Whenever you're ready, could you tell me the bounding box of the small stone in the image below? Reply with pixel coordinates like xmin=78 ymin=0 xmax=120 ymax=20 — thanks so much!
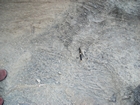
xmin=122 ymin=95 xmax=131 ymax=100
xmin=36 ymin=79 xmax=41 ymax=83
xmin=58 ymin=72 xmax=61 ymax=75
xmin=56 ymin=81 xmax=60 ymax=84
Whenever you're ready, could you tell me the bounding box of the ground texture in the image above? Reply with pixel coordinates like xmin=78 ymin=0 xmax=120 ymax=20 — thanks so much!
xmin=0 ymin=0 xmax=140 ymax=105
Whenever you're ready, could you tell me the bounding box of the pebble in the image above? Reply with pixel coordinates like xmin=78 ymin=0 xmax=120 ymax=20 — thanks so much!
xmin=58 ymin=72 xmax=61 ymax=75
xmin=36 ymin=78 xmax=41 ymax=83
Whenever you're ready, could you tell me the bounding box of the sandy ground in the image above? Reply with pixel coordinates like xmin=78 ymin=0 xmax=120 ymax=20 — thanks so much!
xmin=0 ymin=0 xmax=140 ymax=105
